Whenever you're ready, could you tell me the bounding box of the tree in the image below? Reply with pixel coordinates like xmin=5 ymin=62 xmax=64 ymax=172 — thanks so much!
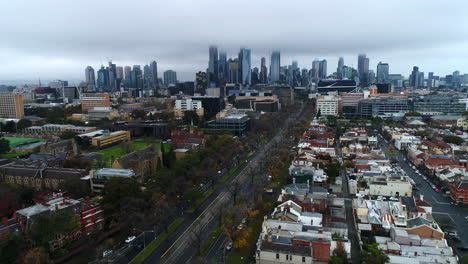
xmin=183 ymin=110 xmax=200 ymax=126
xmin=16 ymin=118 xmax=32 ymax=131
xmin=45 ymin=107 xmax=65 ymax=123
xmin=443 ymin=135 xmax=463 ymax=145
xmin=0 ymin=137 xmax=10 ymax=155
xmin=227 ymin=181 xmax=242 ymax=205
xmin=329 ymin=240 xmax=347 ymax=264
xmin=130 ymin=109 xmax=147 ymax=120
xmin=22 ymin=247 xmax=51 ymax=264
xmin=227 ymin=94 xmax=236 ymax=104
xmin=405 ymin=111 xmax=421 ymax=116
xmin=0 ymin=233 xmax=24 ymax=264
xmin=58 ymin=178 xmax=90 ymax=198
xmin=60 ymin=131 xmax=77 ymax=140
xmin=121 ymin=142 xmax=134 ymax=154
xmin=360 ymin=242 xmax=389 ymax=264
xmin=101 ymin=177 xmax=143 ymax=226
xmin=316 ymin=108 xmax=321 ymax=118
xmin=2 ymin=121 xmax=17 ymax=133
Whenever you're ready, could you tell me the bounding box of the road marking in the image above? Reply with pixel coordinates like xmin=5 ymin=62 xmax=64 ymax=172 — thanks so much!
xmin=432 ymin=212 xmax=457 ymax=226
xmin=431 ymin=196 xmax=450 ymax=205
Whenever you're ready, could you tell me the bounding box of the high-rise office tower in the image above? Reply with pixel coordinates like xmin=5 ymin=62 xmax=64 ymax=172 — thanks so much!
xmin=218 ymin=52 xmax=227 ymax=84
xmin=108 ymin=61 xmax=117 ymax=91
xmin=97 ymin=66 xmax=109 ymax=90
xmin=143 ymin=65 xmax=151 ymax=89
xmin=376 ymin=62 xmax=389 ymax=83
xmin=130 ymin=65 xmax=143 ymax=88
xmin=410 ymin=66 xmax=420 ymax=88
xmin=252 ymin=67 xmax=260 ymax=85
xmin=260 ymin=57 xmax=268 ymax=84
xmin=358 ymin=54 xmax=369 ymax=86
xmin=116 ymin=66 xmax=123 ymax=80
xmin=239 ymin=48 xmax=251 ymax=86
xmin=85 ymin=66 xmax=96 ymax=85
xmin=208 ymin=45 xmax=219 ymax=86
xmin=337 ymin=57 xmax=344 ymax=79
xmin=0 ymin=94 xmax=24 ymax=119
xmin=418 ymin=72 xmax=425 ymax=87
xmin=312 ymin=59 xmax=320 ymax=80
xmin=124 ymin=66 xmax=131 ymax=87
xmin=270 ymin=51 xmax=280 ymax=83
xmin=150 ymin=61 xmax=158 ymax=89
xmin=164 ymin=70 xmax=177 ymax=86
xmin=228 ymin=58 xmax=240 ymax=84
xmin=319 ymin=60 xmax=327 ymax=79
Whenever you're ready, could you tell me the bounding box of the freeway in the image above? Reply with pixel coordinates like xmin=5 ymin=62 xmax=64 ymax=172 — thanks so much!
xmin=376 ymin=131 xmax=468 ymax=257
xmin=142 ymin=102 xmax=306 ymax=264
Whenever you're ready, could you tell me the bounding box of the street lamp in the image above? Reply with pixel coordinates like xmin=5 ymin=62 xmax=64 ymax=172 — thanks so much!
xmin=133 ymin=228 xmax=155 ymax=249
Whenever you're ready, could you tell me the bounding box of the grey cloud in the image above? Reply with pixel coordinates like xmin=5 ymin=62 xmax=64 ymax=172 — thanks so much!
xmin=1 ymin=0 xmax=468 ymax=82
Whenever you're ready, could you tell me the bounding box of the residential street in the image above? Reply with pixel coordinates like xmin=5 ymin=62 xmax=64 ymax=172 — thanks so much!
xmin=377 ymin=132 xmax=468 ymax=258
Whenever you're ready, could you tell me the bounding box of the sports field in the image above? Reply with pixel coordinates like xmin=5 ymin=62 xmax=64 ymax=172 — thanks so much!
xmin=4 ymin=136 xmax=46 ymax=148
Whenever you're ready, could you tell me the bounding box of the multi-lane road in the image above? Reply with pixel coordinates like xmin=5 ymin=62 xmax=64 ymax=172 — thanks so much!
xmin=140 ymin=103 xmax=306 ymax=264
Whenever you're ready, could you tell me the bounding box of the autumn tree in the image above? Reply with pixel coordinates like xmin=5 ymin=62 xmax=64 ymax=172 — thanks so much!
xmin=329 ymin=240 xmax=347 ymax=264
xmin=22 ymin=247 xmax=51 ymax=264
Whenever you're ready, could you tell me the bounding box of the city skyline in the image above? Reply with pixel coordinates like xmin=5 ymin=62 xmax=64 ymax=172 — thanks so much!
xmin=1 ymin=0 xmax=468 ymax=83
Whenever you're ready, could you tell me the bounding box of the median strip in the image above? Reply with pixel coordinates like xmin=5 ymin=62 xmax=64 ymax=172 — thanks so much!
xmin=129 ymin=218 xmax=185 ymax=264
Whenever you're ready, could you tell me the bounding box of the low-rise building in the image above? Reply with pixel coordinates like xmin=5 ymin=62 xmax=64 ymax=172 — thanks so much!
xmin=174 ymin=98 xmax=204 ymax=118
xmin=89 ymin=168 xmax=139 ymax=193
xmin=316 ymin=94 xmax=342 ymax=116
xmin=111 ymin=145 xmax=161 ymax=179
xmin=450 ymin=179 xmax=468 ymax=203
xmin=78 ymin=130 xmax=131 ymax=148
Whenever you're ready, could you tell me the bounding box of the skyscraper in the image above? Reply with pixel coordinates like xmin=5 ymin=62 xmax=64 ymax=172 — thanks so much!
xmin=358 ymin=54 xmax=369 ymax=86
xmin=270 ymin=51 xmax=280 ymax=83
xmin=410 ymin=66 xmax=420 ymax=88
xmin=164 ymin=70 xmax=177 ymax=86
xmin=143 ymin=64 xmax=151 ymax=89
xmin=97 ymin=66 xmax=109 ymax=90
xmin=124 ymin=66 xmax=131 ymax=87
xmin=337 ymin=57 xmax=344 ymax=79
xmin=130 ymin=65 xmax=143 ymax=89
xmin=208 ymin=45 xmax=219 ymax=86
xmin=228 ymin=58 xmax=240 ymax=84
xmin=150 ymin=61 xmax=158 ymax=89
xmin=376 ymin=62 xmax=389 ymax=83
xmin=85 ymin=66 xmax=95 ymax=85
xmin=218 ymin=52 xmax=227 ymax=85
xmin=108 ymin=61 xmax=117 ymax=91
xmin=116 ymin=66 xmax=123 ymax=80
xmin=319 ymin=60 xmax=327 ymax=79
xmin=311 ymin=59 xmax=320 ymax=81
xmin=239 ymin=48 xmax=251 ymax=86
xmin=260 ymin=57 xmax=268 ymax=84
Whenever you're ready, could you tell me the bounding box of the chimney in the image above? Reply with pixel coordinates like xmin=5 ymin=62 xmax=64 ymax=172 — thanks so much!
xmin=2 ymin=217 xmax=8 ymax=227
xmin=419 ymin=194 xmax=424 ymax=201
xmin=267 ymin=234 xmax=272 ymax=242
xmin=293 ymin=178 xmax=296 ymax=184
xmin=307 ymin=179 xmax=310 ymax=186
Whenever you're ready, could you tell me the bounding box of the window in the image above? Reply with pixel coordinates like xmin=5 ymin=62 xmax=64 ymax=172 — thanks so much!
xmin=302 ymin=256 xmax=306 ymax=262
xmin=276 ymin=253 xmax=279 ymax=259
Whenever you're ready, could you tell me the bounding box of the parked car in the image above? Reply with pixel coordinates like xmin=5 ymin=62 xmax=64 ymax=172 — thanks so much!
xmin=433 ymin=187 xmax=440 ymax=193
xmin=125 ymin=236 xmax=136 ymax=243
xmin=102 ymin=250 xmax=113 ymax=258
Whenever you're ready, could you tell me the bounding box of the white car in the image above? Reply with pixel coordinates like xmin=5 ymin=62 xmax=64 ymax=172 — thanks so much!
xmin=102 ymin=250 xmax=113 ymax=257
xmin=125 ymin=236 xmax=136 ymax=243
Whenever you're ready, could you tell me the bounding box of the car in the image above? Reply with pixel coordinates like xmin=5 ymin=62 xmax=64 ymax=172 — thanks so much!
xmin=226 ymin=242 xmax=233 ymax=251
xmin=241 ymin=218 xmax=247 ymax=224
xmin=451 ymin=236 xmax=461 ymax=242
xmin=434 ymin=188 xmax=440 ymax=193
xmin=389 ymin=197 xmax=398 ymax=201
xmin=102 ymin=250 xmax=113 ymax=258
xmin=125 ymin=236 xmax=136 ymax=243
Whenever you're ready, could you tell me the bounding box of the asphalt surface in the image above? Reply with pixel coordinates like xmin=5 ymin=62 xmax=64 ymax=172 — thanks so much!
xmin=142 ymin=103 xmax=306 ymax=264
xmin=336 ymin=139 xmax=362 ymax=264
xmin=376 ymin=131 xmax=468 ymax=259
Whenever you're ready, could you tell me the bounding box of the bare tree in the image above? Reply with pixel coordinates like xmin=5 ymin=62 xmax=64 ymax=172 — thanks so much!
xmin=227 ymin=181 xmax=242 ymax=205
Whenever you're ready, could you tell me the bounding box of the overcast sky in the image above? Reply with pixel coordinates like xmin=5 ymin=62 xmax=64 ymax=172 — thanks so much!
xmin=1 ymin=0 xmax=468 ymax=84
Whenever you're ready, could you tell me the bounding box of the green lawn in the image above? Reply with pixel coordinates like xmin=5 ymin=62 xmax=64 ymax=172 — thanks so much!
xmin=4 ymin=136 xmax=45 ymax=148
xmin=200 ymin=225 xmax=222 ymax=256
xmin=129 ymin=217 xmax=185 ymax=264
xmin=98 ymin=141 xmax=172 ymax=161
xmin=1 ymin=150 xmax=34 ymax=158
